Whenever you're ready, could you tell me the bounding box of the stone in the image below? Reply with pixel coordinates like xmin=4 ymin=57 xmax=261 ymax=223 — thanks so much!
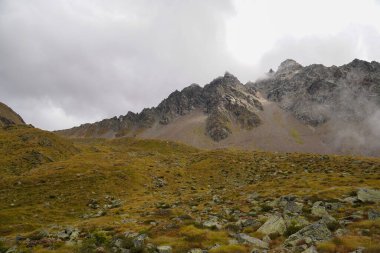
xmin=5 ymin=247 xmax=18 ymax=253
xmin=257 ymin=215 xmax=286 ymax=235
xmin=236 ymin=233 xmax=269 ymax=249
xmin=236 ymin=218 xmax=261 ymax=228
xmin=284 ymin=221 xmax=332 ymax=247
xmin=88 ymin=199 xmax=99 ymax=209
xmin=342 ymin=196 xmax=358 ymax=204
xmin=368 ymin=209 xmax=380 ymax=220
xmin=247 ymin=192 xmax=259 ymax=203
xmin=157 ymin=245 xmax=172 ymax=253
xmin=334 ymin=228 xmax=348 ymax=237
xmin=349 ymin=247 xmax=365 ymax=253
xmin=212 ymin=195 xmax=222 ymax=204
xmin=132 ymin=234 xmax=147 ymax=248
xmin=188 ymin=249 xmax=203 ymax=253
xmin=69 ymin=229 xmax=80 ymax=241
xmin=203 ymin=217 xmax=222 ymax=230
xmin=284 ymin=215 xmax=309 ymax=228
xmin=263 ymin=235 xmax=271 ymax=243
xmin=357 ymin=188 xmax=380 ymax=203
xmin=57 ymin=230 xmax=70 ymax=240
xmin=284 ymin=201 xmax=303 ymax=214
xmin=301 ymin=246 xmax=318 ymax=253
xmin=311 ymin=201 xmax=329 ymax=217
xmin=277 ymin=195 xmax=297 ymax=207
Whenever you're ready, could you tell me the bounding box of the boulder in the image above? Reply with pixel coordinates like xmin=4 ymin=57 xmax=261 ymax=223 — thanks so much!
xmin=368 ymin=209 xmax=380 ymax=220
xmin=311 ymin=201 xmax=329 ymax=217
xmin=257 ymin=215 xmax=286 ymax=235
xmin=157 ymin=245 xmax=172 ymax=253
xmin=284 ymin=221 xmax=331 ymax=247
xmin=301 ymin=246 xmax=318 ymax=253
xmin=357 ymin=188 xmax=380 ymax=203
xmin=132 ymin=234 xmax=147 ymax=248
xmin=237 ymin=233 xmax=269 ymax=249
xmin=188 ymin=249 xmax=204 ymax=253
xmin=284 ymin=215 xmax=309 ymax=228
xmin=203 ymin=217 xmax=222 ymax=230
xmin=284 ymin=201 xmax=303 ymax=214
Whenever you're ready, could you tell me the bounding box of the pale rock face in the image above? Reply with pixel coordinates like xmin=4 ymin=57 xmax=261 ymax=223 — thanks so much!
xmin=284 ymin=221 xmax=332 ymax=247
xmin=357 ymin=188 xmax=380 ymax=203
xmin=301 ymin=246 xmax=319 ymax=253
xmin=311 ymin=201 xmax=329 ymax=217
xmin=157 ymin=245 xmax=172 ymax=253
xmin=236 ymin=233 xmax=269 ymax=249
xmin=257 ymin=215 xmax=287 ymax=235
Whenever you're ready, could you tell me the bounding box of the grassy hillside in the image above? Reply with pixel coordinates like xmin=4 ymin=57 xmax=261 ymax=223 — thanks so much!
xmin=0 ymin=126 xmax=379 ymax=253
xmin=0 ymin=102 xmax=25 ymax=127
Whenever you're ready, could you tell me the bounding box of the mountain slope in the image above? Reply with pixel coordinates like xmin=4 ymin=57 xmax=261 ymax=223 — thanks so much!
xmin=0 ymin=125 xmax=78 ymax=176
xmin=57 ymin=72 xmax=263 ymax=141
xmin=0 ymin=102 xmax=25 ymax=126
xmin=250 ymin=59 xmax=380 ymax=156
xmin=0 ymin=131 xmax=379 ymax=253
xmin=58 ymin=59 xmax=380 ymax=156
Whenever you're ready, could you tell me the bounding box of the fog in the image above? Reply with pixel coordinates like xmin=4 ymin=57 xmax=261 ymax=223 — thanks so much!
xmin=1 ymin=0 xmax=380 ymax=130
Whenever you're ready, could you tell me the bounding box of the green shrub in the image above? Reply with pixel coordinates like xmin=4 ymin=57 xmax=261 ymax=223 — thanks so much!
xmin=0 ymin=241 xmax=8 ymax=253
xmin=260 ymin=204 xmax=273 ymax=212
xmin=284 ymin=224 xmax=302 ymax=237
xmin=327 ymin=221 xmax=340 ymax=231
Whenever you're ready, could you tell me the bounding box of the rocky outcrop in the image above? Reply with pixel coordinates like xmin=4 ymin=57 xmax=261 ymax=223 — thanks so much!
xmin=58 ymin=72 xmax=263 ymax=141
xmin=284 ymin=220 xmax=332 ymax=247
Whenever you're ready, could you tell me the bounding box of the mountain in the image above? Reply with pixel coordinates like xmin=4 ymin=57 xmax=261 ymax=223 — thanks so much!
xmin=250 ymin=59 xmax=380 ymax=155
xmin=58 ymin=72 xmax=263 ymax=142
xmin=0 ymin=102 xmax=25 ymax=127
xmin=57 ymin=59 xmax=380 ymax=156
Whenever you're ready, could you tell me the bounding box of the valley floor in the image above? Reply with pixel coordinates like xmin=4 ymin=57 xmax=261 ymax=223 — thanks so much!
xmin=0 ymin=126 xmax=379 ymax=253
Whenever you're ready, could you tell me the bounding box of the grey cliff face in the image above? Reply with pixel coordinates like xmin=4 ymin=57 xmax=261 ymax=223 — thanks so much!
xmin=250 ymin=59 xmax=380 ymax=126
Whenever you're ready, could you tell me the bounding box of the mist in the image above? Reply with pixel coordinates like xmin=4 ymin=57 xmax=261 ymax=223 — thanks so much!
xmin=1 ymin=0 xmax=380 ymax=130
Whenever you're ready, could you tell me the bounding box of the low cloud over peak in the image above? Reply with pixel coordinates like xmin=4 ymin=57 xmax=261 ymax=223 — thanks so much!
xmin=1 ymin=0 xmax=380 ymax=130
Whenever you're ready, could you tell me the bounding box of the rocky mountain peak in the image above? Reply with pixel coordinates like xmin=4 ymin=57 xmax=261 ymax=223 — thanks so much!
xmin=59 ymin=72 xmax=263 ymax=142
xmin=276 ymin=59 xmax=303 ymax=76
xmin=249 ymin=58 xmax=380 ymax=139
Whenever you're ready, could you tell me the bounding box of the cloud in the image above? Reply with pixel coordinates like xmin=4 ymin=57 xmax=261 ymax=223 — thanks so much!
xmin=0 ymin=0 xmax=237 ymax=130
xmin=257 ymin=25 xmax=380 ymax=72
xmin=1 ymin=0 xmax=380 ymax=130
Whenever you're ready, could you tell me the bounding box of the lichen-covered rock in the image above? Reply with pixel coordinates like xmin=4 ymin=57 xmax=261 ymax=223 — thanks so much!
xmin=311 ymin=201 xmax=329 ymax=217
xmin=257 ymin=215 xmax=286 ymax=235
xmin=157 ymin=245 xmax=172 ymax=253
xmin=284 ymin=221 xmax=332 ymax=247
xmin=357 ymin=188 xmax=380 ymax=203
xmin=236 ymin=233 xmax=269 ymax=249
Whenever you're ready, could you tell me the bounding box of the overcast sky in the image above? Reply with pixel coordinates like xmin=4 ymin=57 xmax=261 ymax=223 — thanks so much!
xmin=1 ymin=0 xmax=380 ymax=130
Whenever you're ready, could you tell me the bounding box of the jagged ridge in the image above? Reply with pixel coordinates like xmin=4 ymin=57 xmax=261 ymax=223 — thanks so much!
xmin=250 ymin=59 xmax=380 ymax=126
xmin=58 ymin=72 xmax=263 ymax=141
